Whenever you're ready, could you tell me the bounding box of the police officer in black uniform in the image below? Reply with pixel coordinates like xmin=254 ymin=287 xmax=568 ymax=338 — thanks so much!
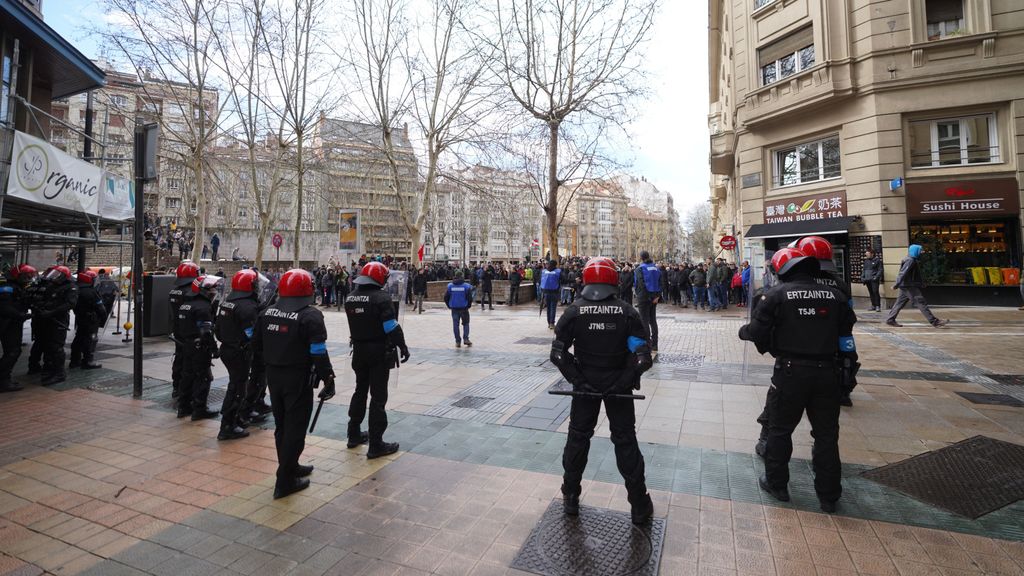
xmin=25 ymin=268 xmax=49 ymax=375
xmin=37 ymin=266 xmax=78 ymax=386
xmin=174 ymin=275 xmax=222 ymax=420
xmin=344 ymin=262 xmax=410 ymax=459
xmin=69 ymin=270 xmax=108 ymax=370
xmin=551 ymin=257 xmax=655 ymax=524
xmin=214 ymin=269 xmax=263 ymax=441
xmin=739 ymin=247 xmax=856 ymax=513
xmin=169 ymin=262 xmax=200 ymax=399
xmin=251 ymin=269 xmax=334 ymax=499
xmin=0 ymin=265 xmax=32 ymax=392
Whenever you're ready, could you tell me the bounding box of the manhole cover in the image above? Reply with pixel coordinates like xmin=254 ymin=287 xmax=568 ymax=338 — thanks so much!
xmin=451 ymin=395 xmax=494 ymax=409
xmin=955 ymin=392 xmax=1024 ymax=407
xmin=861 ymin=435 xmax=1024 ymax=518
xmin=987 ymin=374 xmax=1024 ymax=386
xmin=518 ymin=337 xmax=553 ymax=346
xmin=653 ymin=354 xmax=704 ymax=367
xmin=511 ymin=500 xmax=664 ymax=576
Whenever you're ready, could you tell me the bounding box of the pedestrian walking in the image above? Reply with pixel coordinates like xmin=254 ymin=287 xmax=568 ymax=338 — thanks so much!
xmin=344 ymin=262 xmax=409 ymax=459
xmin=480 ymin=265 xmax=495 ymax=310
xmin=551 ymin=258 xmax=655 ymax=524
xmin=540 ymin=260 xmax=562 ymax=329
xmin=861 ymin=249 xmax=882 ymax=311
xmin=633 ymin=251 xmax=661 ymax=353
xmin=508 ymin=266 xmax=522 ymax=305
xmin=444 ymin=271 xmax=473 ymax=347
xmin=251 ymin=269 xmax=334 ymax=499
xmin=211 ymin=233 xmax=220 ymax=261
xmin=413 ymin=266 xmax=428 ymax=313
xmin=739 ymin=247 xmax=856 ymax=514
xmin=886 ymin=244 xmax=947 ymax=328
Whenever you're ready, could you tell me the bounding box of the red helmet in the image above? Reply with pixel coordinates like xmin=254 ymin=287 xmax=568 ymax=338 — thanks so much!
xmin=77 ymin=270 xmax=98 ymax=285
xmin=796 ymin=236 xmax=834 ymax=270
xmin=279 ymin=269 xmax=314 ymax=298
xmin=354 ymin=262 xmax=389 ymax=287
xmin=19 ymin=264 xmax=37 ymax=277
xmin=191 ymin=275 xmax=223 ymax=299
xmin=45 ymin=265 xmax=72 ymax=282
xmin=176 ymin=261 xmax=200 ymax=279
xmin=580 ymin=257 xmax=619 ymax=300
xmin=771 ymin=247 xmax=811 ymax=277
xmin=231 ymin=269 xmax=259 ymax=293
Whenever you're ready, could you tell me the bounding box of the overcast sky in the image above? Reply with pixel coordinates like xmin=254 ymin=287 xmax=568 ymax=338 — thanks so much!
xmin=44 ymin=0 xmax=710 ymax=215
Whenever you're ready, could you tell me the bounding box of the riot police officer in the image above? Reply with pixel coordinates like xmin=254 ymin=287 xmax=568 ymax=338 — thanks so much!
xmin=37 ymin=266 xmax=78 ymax=386
xmin=550 ymin=257 xmax=655 ymax=524
xmin=344 ymin=262 xmax=409 ymax=459
xmin=739 ymin=248 xmax=856 ymax=513
xmin=796 ymin=236 xmax=858 ymax=407
xmin=69 ymin=270 xmax=108 ymax=370
xmin=24 ymin=267 xmax=49 ymax=375
xmin=214 ymin=270 xmax=262 ymax=441
xmin=0 ymin=265 xmax=32 ymax=392
xmin=169 ymin=262 xmax=200 ymax=399
xmin=174 ymin=275 xmax=222 ymax=420
xmin=633 ymin=251 xmax=661 ymax=353
xmin=251 ymin=269 xmax=334 ymax=499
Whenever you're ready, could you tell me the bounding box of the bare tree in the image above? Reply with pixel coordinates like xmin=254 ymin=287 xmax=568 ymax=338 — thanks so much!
xmin=489 ymin=0 xmax=658 ymax=260
xmin=347 ymin=0 xmax=491 ymax=263
xmin=101 ymin=0 xmax=226 ymax=262
xmin=685 ymin=203 xmax=714 ymax=261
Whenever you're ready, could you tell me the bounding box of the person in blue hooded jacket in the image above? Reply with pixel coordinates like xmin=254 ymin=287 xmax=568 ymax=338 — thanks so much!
xmin=885 ymin=244 xmax=947 ymax=328
xmin=445 ymin=271 xmax=474 ymax=347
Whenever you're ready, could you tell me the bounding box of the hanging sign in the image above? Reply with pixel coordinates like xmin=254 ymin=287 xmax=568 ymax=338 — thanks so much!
xmin=7 ymin=130 xmax=103 ymax=215
xmin=100 ymin=172 xmax=135 ymax=221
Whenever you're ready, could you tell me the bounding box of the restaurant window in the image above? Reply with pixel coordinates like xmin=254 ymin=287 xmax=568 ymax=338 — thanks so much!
xmin=759 ymin=27 xmax=814 ymax=86
xmin=909 ymin=220 xmax=1019 ymax=285
xmin=909 ymin=114 xmax=998 ymax=168
xmin=773 ymin=135 xmax=841 ymax=187
xmin=926 ymin=0 xmax=964 ymax=40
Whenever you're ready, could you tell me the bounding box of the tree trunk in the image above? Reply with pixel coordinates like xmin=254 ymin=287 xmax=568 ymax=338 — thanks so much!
xmin=546 ymin=121 xmax=560 ymax=261
xmin=408 ymin=224 xmax=420 ymax=264
xmin=191 ymin=153 xmax=206 ymax=263
xmin=255 ymin=219 xmax=267 ymax=269
xmin=292 ymin=131 xmax=304 ymax=267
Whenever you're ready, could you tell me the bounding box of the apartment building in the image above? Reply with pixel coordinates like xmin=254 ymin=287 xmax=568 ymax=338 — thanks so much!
xmin=566 ymin=179 xmax=631 ymax=261
xmin=709 ymin=0 xmax=1024 ymax=305
xmin=627 ymin=206 xmax=672 ymax=261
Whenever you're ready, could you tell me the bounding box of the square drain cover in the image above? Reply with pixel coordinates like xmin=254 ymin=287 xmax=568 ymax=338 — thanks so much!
xmin=653 ymin=353 xmax=704 ymax=367
xmin=511 ymin=500 xmax=665 ymax=576
xmin=955 ymin=392 xmax=1024 ymax=407
xmin=451 ymin=396 xmax=494 ymax=409
xmin=861 ymin=435 xmax=1024 ymax=518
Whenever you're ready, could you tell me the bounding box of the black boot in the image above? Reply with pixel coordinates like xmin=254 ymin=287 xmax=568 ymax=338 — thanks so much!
xmin=68 ymin=360 xmax=81 ymax=369
xmin=367 ymin=442 xmax=399 ymax=459
xmin=41 ymin=372 xmax=66 ymax=386
xmin=217 ymin=426 xmax=250 ymax=441
xmin=81 ymin=362 xmax=102 ymax=370
xmin=820 ymin=499 xmax=838 ymax=514
xmin=296 ymin=464 xmax=314 ymax=477
xmin=758 ymin=475 xmax=790 ymax=502
xmin=254 ymin=402 xmax=273 ymax=415
xmin=563 ymin=493 xmax=580 ymax=516
xmin=630 ymin=493 xmax=654 ymax=525
xmin=347 ymin=431 xmax=369 ymax=449
xmin=839 ymin=393 xmax=853 ymax=407
xmin=755 ymin=437 xmax=767 ymax=460
xmin=191 ymin=407 xmax=220 ymax=421
xmin=0 ymin=380 xmax=23 ymax=393
xmin=27 ymin=364 xmax=41 ymax=375
xmin=273 ymin=477 xmax=310 ymax=499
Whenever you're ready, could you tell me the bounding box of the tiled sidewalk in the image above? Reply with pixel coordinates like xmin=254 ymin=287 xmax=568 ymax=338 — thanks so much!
xmin=0 ymin=303 xmax=1021 ymax=574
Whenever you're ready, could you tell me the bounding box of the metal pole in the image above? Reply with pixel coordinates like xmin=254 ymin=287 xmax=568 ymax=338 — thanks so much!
xmin=132 ymin=126 xmax=146 ymax=398
xmin=113 ymin=225 xmax=123 ymax=334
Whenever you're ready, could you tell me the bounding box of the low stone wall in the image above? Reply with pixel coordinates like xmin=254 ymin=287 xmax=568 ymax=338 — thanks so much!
xmin=423 ymin=281 xmax=536 ymax=304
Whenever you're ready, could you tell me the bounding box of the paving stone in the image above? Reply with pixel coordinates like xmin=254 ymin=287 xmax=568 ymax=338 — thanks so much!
xmin=149 ymin=553 xmax=221 ymax=576
xmin=256 ymin=531 xmax=326 ymax=562
xmin=109 ymin=540 xmax=178 ymax=571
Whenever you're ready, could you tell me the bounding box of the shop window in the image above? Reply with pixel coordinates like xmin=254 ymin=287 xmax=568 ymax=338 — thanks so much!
xmin=759 ymin=27 xmax=814 ymax=86
xmin=909 ymin=114 xmax=998 ymax=168
xmin=909 ymin=220 xmax=1019 ymax=285
xmin=773 ymin=135 xmax=840 ymax=187
xmin=926 ymin=0 xmax=965 ymax=40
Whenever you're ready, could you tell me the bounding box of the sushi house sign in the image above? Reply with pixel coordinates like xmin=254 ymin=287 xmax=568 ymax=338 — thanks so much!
xmin=907 ymin=178 xmax=1020 ymax=220
xmin=763 ymin=191 xmax=847 ymax=224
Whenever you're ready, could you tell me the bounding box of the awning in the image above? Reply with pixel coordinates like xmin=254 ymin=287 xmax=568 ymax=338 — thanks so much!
xmin=745 ymin=216 xmax=856 ymax=239
xmin=0 ymin=0 xmax=105 ymax=99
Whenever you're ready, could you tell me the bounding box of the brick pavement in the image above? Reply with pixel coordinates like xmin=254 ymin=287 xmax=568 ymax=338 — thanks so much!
xmin=0 ymin=301 xmax=1020 ymax=574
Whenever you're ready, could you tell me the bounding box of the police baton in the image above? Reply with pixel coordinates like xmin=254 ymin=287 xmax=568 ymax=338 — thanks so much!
xmin=548 ymin=390 xmax=645 ymax=400
xmin=309 ymin=397 xmax=325 ymax=433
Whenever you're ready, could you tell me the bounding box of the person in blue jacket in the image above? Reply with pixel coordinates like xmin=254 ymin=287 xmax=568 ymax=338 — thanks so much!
xmin=539 ymin=260 xmax=562 ymax=329
xmin=445 ymin=271 xmax=474 ymax=348
xmin=633 ymin=251 xmax=661 ymax=352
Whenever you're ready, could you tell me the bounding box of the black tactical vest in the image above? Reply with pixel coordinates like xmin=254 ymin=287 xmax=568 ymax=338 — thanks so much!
xmin=770 ymin=280 xmax=844 ymax=359
xmin=259 ymin=305 xmax=325 ymax=368
xmin=344 ymin=286 xmax=392 ymax=342
xmin=215 ymin=297 xmax=258 ymax=347
xmin=571 ymin=298 xmax=630 ymax=369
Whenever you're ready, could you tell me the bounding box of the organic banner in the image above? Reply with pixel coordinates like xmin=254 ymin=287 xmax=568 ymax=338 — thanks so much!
xmin=6 ymin=131 xmax=103 ymax=215
xmin=338 ymin=209 xmax=360 ymax=252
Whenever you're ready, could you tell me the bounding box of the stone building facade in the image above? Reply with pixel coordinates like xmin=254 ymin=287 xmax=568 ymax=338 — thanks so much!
xmin=709 ymin=0 xmax=1024 ymax=305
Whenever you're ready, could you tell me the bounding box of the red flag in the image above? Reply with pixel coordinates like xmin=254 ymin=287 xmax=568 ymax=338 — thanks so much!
xmin=417 ymin=243 xmax=425 ymax=262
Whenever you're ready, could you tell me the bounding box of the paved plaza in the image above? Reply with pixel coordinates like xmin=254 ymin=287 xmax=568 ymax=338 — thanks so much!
xmin=0 ymin=301 xmax=1022 ymax=575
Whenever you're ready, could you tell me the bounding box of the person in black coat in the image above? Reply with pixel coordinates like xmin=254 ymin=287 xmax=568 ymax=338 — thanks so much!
xmin=861 ymin=249 xmax=882 ymax=312
xmin=480 ymin=265 xmax=495 ymax=310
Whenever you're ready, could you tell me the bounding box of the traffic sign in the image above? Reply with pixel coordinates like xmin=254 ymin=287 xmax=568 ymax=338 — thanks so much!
xmin=719 ymin=235 xmax=737 ymax=250
xmin=272 ymin=233 xmax=283 ymax=248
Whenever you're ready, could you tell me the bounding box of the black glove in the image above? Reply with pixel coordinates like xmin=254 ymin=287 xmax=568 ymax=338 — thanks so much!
xmin=400 ymin=346 xmax=410 ymax=364
xmin=318 ymin=375 xmax=336 ymax=400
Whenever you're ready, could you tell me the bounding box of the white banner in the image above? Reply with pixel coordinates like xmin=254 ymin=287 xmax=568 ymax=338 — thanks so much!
xmin=100 ymin=172 xmax=135 ymax=221
xmin=6 ymin=130 xmax=103 ymax=215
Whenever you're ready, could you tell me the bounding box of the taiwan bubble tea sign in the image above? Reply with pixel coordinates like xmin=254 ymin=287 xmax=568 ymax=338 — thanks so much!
xmin=763 ymin=191 xmax=847 ymax=224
